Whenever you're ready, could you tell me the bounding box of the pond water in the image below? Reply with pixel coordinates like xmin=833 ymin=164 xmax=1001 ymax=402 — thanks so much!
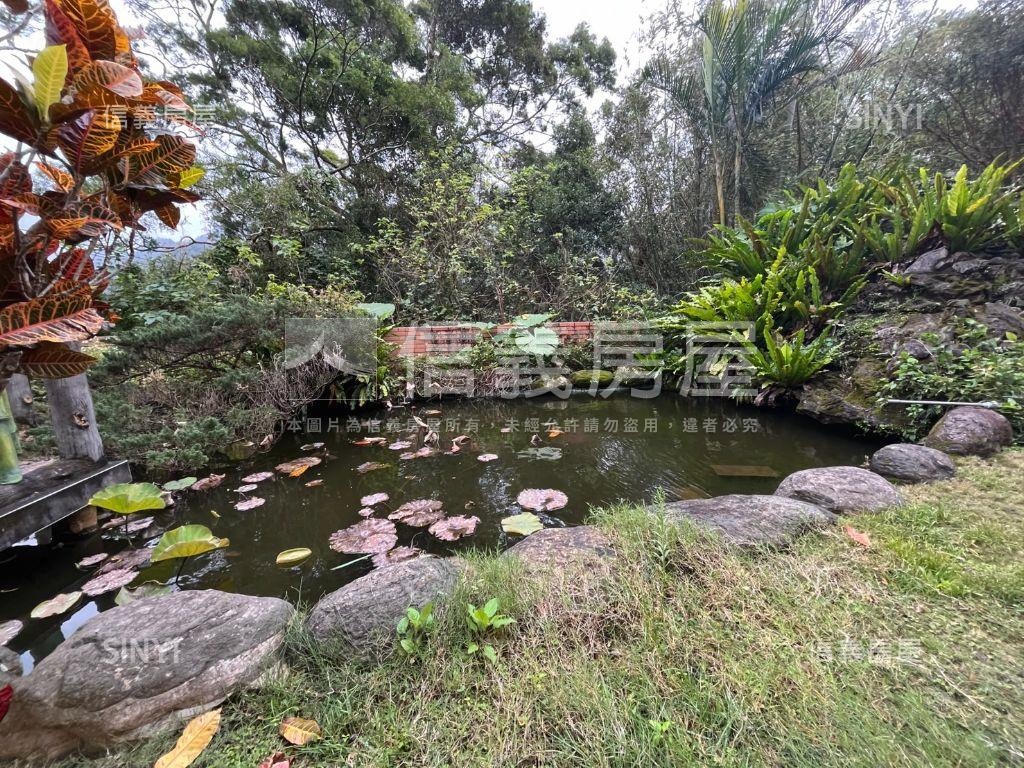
xmin=0 ymin=395 xmax=880 ymax=670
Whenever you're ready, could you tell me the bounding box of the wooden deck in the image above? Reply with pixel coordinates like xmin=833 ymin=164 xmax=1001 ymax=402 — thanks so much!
xmin=0 ymin=458 xmax=131 ymax=550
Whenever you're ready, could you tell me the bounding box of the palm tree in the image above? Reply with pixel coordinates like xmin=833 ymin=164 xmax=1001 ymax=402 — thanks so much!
xmin=698 ymin=0 xmax=865 ymax=225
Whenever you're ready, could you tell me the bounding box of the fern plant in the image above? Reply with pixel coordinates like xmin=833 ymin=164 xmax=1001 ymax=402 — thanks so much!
xmin=746 ymin=326 xmax=837 ymax=387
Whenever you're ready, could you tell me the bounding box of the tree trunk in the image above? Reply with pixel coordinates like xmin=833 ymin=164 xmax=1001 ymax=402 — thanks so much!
xmin=43 ymin=355 xmax=104 ymax=462
xmin=712 ymin=147 xmax=727 ymax=227
xmin=7 ymin=373 xmax=37 ymax=426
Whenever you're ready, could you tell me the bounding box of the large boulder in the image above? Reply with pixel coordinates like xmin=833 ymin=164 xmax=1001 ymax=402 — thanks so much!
xmin=774 ymin=466 xmax=903 ymax=515
xmin=662 ymin=495 xmax=835 ymax=547
xmin=869 ymin=443 xmax=956 ymax=483
xmin=923 ymin=406 xmax=1013 ymax=457
xmin=0 ymin=590 xmax=293 ymax=762
xmin=306 ymin=557 xmax=460 ymax=656
xmin=0 ymin=645 xmax=21 ymax=683
xmin=503 ymin=526 xmax=615 ymax=576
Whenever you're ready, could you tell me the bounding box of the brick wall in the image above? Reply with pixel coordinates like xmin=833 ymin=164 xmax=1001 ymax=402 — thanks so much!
xmin=386 ymin=321 xmax=594 ymax=357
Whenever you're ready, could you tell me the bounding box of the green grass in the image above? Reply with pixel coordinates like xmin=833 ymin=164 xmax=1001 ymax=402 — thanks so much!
xmin=53 ymin=452 xmax=1024 ymax=767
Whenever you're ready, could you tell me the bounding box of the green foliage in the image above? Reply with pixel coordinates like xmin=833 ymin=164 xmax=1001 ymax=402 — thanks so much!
xmin=877 ymin=320 xmax=1024 ymax=440
xmin=746 ymin=326 xmax=837 ymax=387
xmin=465 ymin=598 xmax=516 ymax=663
xmin=396 ymin=602 xmax=436 ymax=659
xmin=88 ymin=483 xmax=166 ymax=515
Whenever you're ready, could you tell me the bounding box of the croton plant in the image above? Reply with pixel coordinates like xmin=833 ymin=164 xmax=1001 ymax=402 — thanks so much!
xmin=0 ymin=0 xmax=201 ymax=390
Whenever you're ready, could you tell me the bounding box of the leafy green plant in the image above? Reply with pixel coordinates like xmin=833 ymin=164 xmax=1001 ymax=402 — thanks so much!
xmin=151 ymin=524 xmax=230 ymax=584
xmin=88 ymin=483 xmax=166 ymax=544
xmin=466 ymin=598 xmax=516 ymax=663
xmin=745 ymin=326 xmax=837 ymax=387
xmin=396 ymin=602 xmax=436 ymax=658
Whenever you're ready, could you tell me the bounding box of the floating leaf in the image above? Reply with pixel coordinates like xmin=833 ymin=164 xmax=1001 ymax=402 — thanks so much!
xmin=429 ymin=515 xmax=480 ymax=542
xmin=399 ymin=447 xmax=434 ymax=461
xmin=358 ymin=507 xmax=375 ymax=517
xmin=300 ymin=442 xmax=324 ymax=451
xmin=154 ymin=708 xmax=221 ymax=768
xmin=389 ymin=499 xmax=445 ymax=527
xmin=843 ymin=526 xmax=872 ymax=548
xmin=124 ymin=516 xmax=155 ymax=534
xmin=502 ymin=513 xmax=544 ymax=536
xmin=356 ymin=461 xmax=389 ymax=474
xmin=81 ymin=568 xmax=138 ymax=596
xmin=242 ymin=472 xmax=274 ymax=483
xmin=388 ymin=440 xmax=412 ymax=450
xmin=279 ymin=716 xmax=322 ymax=746
xmin=276 ymin=548 xmax=312 ymax=566
xmin=234 ymin=484 xmax=258 ymax=493
xmin=97 ymin=547 xmax=152 ymax=574
xmin=31 ymin=591 xmax=82 ymax=619
xmin=516 ymin=447 xmax=562 ymax=462
xmin=352 ymin=437 xmax=387 ymax=446
xmin=114 ymin=582 xmax=171 ymax=606
xmin=276 ymin=457 xmax=322 ymax=475
xmin=151 ymin=525 xmax=229 ymax=563
xmin=360 ymin=492 xmax=389 ymax=506
xmin=163 ymin=477 xmax=198 ymax=492
xmin=0 ymin=620 xmax=22 ymax=646
xmin=477 ymin=453 xmax=499 ymax=462
xmin=191 ymin=474 xmax=225 ymax=491
xmin=89 ymin=483 xmax=166 ymax=515
xmin=371 ymin=546 xmax=422 ymax=568
xmin=516 ymin=488 xmax=568 ymax=511
xmin=548 ymin=429 xmax=564 ymax=438
xmin=304 ymin=479 xmax=323 ymax=487
xmin=328 ymin=519 xmax=397 ymax=555
xmin=76 ymin=552 xmax=108 ymax=568
xmin=235 ymin=497 xmax=266 ymax=511
xmin=422 ymin=409 xmax=442 ymax=416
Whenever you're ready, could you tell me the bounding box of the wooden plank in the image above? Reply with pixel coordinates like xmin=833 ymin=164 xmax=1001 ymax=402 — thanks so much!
xmin=711 ymin=464 xmax=779 ymax=478
xmin=0 ymin=458 xmax=131 ymax=550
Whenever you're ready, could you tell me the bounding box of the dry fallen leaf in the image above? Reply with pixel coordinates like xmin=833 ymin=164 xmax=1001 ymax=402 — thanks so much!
xmin=235 ymin=497 xmax=266 ymax=511
xmin=154 ymin=708 xmax=222 ymax=768
xmin=360 ymin=492 xmax=389 ymax=506
xmin=371 ymin=545 xmax=422 ymax=568
xmin=258 ymin=752 xmax=290 ymax=768
xmin=843 ymin=525 xmax=872 ymax=548
xmin=242 ymin=471 xmax=274 ymax=483
xmin=305 ymin=479 xmax=324 ymax=488
xmin=548 ymin=429 xmax=564 ymax=438
xmin=289 ymin=465 xmax=309 ymax=478
xmin=276 ymin=457 xmax=321 ymax=474
xmin=279 ymin=716 xmax=322 ymax=746
xmin=389 ymin=499 xmax=445 ymax=527
xmin=477 ymin=453 xmax=499 ymax=462
xmin=191 ymin=474 xmax=225 ymax=491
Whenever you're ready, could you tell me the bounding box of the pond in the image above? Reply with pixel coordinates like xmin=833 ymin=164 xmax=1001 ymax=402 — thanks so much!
xmin=0 ymin=394 xmax=880 ymax=671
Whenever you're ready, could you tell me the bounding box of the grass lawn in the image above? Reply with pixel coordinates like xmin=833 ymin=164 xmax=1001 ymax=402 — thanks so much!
xmin=56 ymin=451 xmax=1023 ymax=767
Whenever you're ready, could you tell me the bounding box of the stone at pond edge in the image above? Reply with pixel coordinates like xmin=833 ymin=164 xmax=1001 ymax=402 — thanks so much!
xmin=503 ymin=526 xmax=615 ymax=576
xmin=0 ymin=646 xmax=22 ymax=683
xmin=922 ymin=406 xmax=1013 ymax=458
xmin=774 ymin=466 xmax=903 ymax=515
xmin=306 ymin=557 xmax=460 ymax=657
xmin=0 ymin=589 xmax=293 ymax=762
xmin=662 ymin=495 xmax=836 ymax=547
xmin=869 ymin=443 xmax=956 ymax=483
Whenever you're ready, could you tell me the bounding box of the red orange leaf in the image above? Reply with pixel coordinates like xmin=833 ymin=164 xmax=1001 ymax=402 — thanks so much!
xmin=17 ymin=341 xmax=96 ymax=377
xmin=0 ymin=286 xmax=103 ymax=350
xmin=35 ymin=161 xmax=74 ymax=191
xmin=843 ymin=526 xmax=871 ymax=548
xmin=0 ymin=77 xmax=38 ymax=145
xmin=71 ymin=60 xmax=142 ymax=97
xmin=52 ymin=0 xmax=120 ymax=62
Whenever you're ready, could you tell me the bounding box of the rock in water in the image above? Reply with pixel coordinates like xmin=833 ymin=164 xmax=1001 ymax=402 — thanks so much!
xmin=0 ymin=590 xmax=293 ymax=762
xmin=922 ymin=406 xmax=1013 ymax=457
xmin=306 ymin=557 xmax=460 ymax=656
xmin=662 ymin=495 xmax=835 ymax=547
xmin=774 ymin=466 xmax=903 ymax=515
xmin=869 ymin=443 xmax=956 ymax=483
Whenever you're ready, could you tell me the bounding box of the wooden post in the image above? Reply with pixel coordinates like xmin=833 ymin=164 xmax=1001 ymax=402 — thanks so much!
xmin=44 ymin=371 xmax=105 ymax=462
xmin=6 ymin=373 xmax=37 ymax=426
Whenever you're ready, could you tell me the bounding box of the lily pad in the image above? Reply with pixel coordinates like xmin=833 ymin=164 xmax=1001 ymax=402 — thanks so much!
xmin=234 ymin=484 xmax=258 ymax=493
xmin=517 ymin=488 xmax=568 ymax=511
xmin=76 ymin=553 xmax=109 ymax=569
xmin=356 ymin=461 xmax=389 ymax=474
xmin=163 ymin=477 xmax=198 ymax=492
xmin=516 ymin=446 xmax=563 ymax=461
xmin=89 ymin=483 xmax=166 ymax=515
xmin=371 ymin=546 xmax=422 ymax=568
xmin=358 ymin=507 xmax=375 ymax=517
xmin=152 ymin=525 xmax=229 ymax=563
xmin=242 ymin=471 xmax=274 ymax=483
xmin=276 ymin=548 xmax=313 ymax=566
xmin=114 ymin=582 xmax=171 ymax=606
xmin=360 ymin=492 xmax=389 ymax=506
xmin=501 ymin=512 xmax=545 ymax=536
xmin=123 ymin=516 xmax=156 ymax=534
xmin=31 ymin=591 xmax=82 ymax=619
xmin=191 ymin=474 xmax=226 ymax=491
xmin=82 ymin=568 xmax=139 ymax=596
xmin=477 ymin=453 xmax=499 ymax=462
xmin=97 ymin=547 xmax=152 ymax=574
xmin=328 ymin=519 xmax=398 ymax=555
xmin=388 ymin=440 xmax=412 ymax=450
xmin=389 ymin=499 xmax=445 ymax=527
xmin=276 ymin=457 xmax=321 ymax=474
xmin=235 ymin=497 xmax=266 ymax=511
xmin=352 ymin=437 xmax=387 ymax=446
xmin=399 ymin=447 xmax=434 ymax=461
xmin=0 ymin=620 xmax=22 ymax=646
xmin=428 ymin=515 xmax=480 ymax=541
